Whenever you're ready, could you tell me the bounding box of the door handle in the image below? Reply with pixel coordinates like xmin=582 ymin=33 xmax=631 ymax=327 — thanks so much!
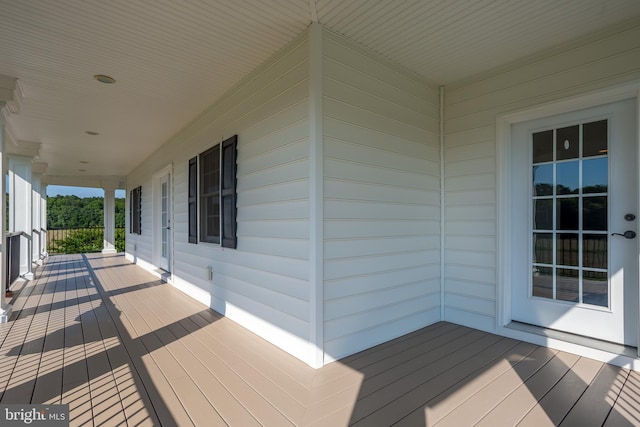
xmin=612 ymin=230 xmax=637 ymax=239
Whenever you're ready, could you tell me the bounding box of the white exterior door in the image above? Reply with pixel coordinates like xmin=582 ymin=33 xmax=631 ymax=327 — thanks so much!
xmin=510 ymin=98 xmax=638 ymax=346
xmin=159 ymin=173 xmax=171 ymax=271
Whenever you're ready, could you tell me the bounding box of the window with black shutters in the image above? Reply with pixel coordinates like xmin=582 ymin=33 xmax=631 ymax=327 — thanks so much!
xmin=200 ymin=145 xmax=220 ymax=243
xmin=188 ymin=157 xmax=198 ymax=243
xmin=190 ymin=135 xmax=237 ymax=248
xmin=130 ymin=186 xmax=142 ymax=235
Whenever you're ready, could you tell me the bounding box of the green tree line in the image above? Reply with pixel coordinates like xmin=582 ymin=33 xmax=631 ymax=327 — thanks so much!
xmin=47 ymin=195 xmax=125 ymax=229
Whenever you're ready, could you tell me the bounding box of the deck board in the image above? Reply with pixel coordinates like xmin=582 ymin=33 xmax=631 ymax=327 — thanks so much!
xmin=604 ymin=370 xmax=640 ymax=426
xmin=475 ymin=350 xmax=580 ymax=426
xmin=0 ymin=253 xmax=638 ymax=426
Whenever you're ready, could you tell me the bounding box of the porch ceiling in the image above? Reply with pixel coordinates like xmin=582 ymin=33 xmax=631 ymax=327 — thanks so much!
xmin=1 ymin=0 xmax=639 ymax=184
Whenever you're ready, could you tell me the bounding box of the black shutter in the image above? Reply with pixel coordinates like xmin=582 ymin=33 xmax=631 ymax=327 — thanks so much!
xmin=129 ymin=189 xmax=134 ymax=234
xmin=220 ymin=135 xmax=237 ymax=249
xmin=130 ymin=186 xmax=142 ymax=235
xmin=188 ymin=156 xmax=198 ymax=243
xmin=137 ymin=186 xmax=141 ymax=235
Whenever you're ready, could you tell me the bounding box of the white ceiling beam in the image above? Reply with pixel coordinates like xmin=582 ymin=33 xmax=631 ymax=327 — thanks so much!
xmin=0 ymin=75 xmax=16 ymax=103
xmin=43 ymin=175 xmax=126 ymax=190
xmin=32 ymin=162 xmax=47 ymax=175
xmin=7 ymin=140 xmax=41 ymax=158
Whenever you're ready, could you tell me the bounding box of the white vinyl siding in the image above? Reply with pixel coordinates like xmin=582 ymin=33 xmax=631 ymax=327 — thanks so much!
xmin=126 ymin=178 xmax=153 ymax=262
xmin=126 ymin=33 xmax=314 ymax=364
xmin=443 ymin=21 xmax=640 ymax=331
xmin=321 ymin=30 xmax=441 ymax=361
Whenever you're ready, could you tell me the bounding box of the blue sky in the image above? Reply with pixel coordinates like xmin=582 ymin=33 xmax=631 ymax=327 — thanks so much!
xmin=46 ymin=185 xmax=126 ymax=198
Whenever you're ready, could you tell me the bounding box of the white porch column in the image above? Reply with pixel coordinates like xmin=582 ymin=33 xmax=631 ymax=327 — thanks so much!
xmin=31 ymin=171 xmax=42 ymax=265
xmin=9 ymin=155 xmax=34 ymax=280
xmin=0 ymin=117 xmax=11 ymax=322
xmin=102 ymin=186 xmax=117 ymax=253
xmin=41 ymin=183 xmax=47 ymax=258
xmin=1 ymin=75 xmax=21 ymax=321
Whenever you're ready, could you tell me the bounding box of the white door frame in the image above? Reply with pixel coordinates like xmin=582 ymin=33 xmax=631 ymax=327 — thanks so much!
xmin=153 ymin=164 xmax=173 ymax=274
xmin=497 ymin=83 xmax=640 ymax=357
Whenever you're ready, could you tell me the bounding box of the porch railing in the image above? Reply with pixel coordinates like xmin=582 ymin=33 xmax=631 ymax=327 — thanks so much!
xmin=6 ymin=232 xmax=21 ymax=289
xmin=47 ymin=227 xmax=125 ymax=254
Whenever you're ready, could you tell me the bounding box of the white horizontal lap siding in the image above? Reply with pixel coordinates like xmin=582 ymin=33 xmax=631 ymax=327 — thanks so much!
xmin=125 ymin=175 xmax=152 ymax=262
xmin=126 ymin=33 xmax=315 ymax=364
xmin=321 ymin=31 xmax=441 ymax=361
xmin=443 ymin=21 xmax=640 ymax=331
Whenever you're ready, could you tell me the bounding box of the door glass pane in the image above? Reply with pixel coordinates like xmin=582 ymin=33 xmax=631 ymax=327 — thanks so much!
xmin=583 ymin=270 xmax=608 ymax=307
xmin=533 ymin=233 xmax=553 ymax=264
xmin=583 ymin=120 xmax=608 ymax=157
xmin=162 ymin=230 xmax=167 ymax=257
xmin=583 ymin=196 xmax=607 ymax=231
xmin=557 ymin=198 xmax=579 ymax=230
xmin=556 ymin=268 xmax=579 ymax=302
xmin=533 ymin=130 xmax=553 ymax=163
xmin=533 ymin=266 xmax=553 ymax=298
xmin=556 ymin=125 xmax=579 ymax=160
xmin=557 ymin=233 xmax=579 ymax=267
xmin=582 ymin=158 xmax=607 ymax=193
xmin=530 ymin=119 xmax=609 ymax=308
xmin=556 ymin=161 xmax=579 ymax=194
xmin=533 ymin=164 xmax=554 ymax=196
xmin=583 ymin=234 xmax=607 ymax=269
xmin=533 ymin=199 xmax=553 ymax=230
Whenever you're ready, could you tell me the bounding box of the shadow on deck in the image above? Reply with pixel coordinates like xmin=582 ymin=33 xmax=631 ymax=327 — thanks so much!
xmin=0 ymin=254 xmax=638 ymax=426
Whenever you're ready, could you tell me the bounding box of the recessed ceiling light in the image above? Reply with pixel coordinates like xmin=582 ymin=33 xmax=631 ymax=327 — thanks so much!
xmin=85 ymin=131 xmax=99 ymax=136
xmin=79 ymin=161 xmax=89 ymax=164
xmin=93 ymin=74 xmax=116 ymax=84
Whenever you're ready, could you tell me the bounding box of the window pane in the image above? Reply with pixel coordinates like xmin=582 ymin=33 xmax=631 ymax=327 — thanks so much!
xmin=211 ymin=198 xmax=220 ymax=238
xmin=199 ymin=145 xmax=221 ymax=243
xmin=533 ymin=164 xmax=553 ymax=196
xmin=557 ymin=268 xmax=579 ymax=302
xmin=583 ymin=270 xmax=608 ymax=307
xmin=533 ymin=233 xmax=553 ymax=264
xmin=533 ymin=130 xmax=553 ymax=163
xmin=556 ymin=161 xmax=579 ymax=195
xmin=200 ymin=146 xmax=220 ymax=193
xmin=556 ymin=125 xmax=579 ymax=160
xmin=582 ymin=158 xmax=607 ymax=194
xmin=532 ymin=266 xmax=553 ymax=299
xmin=200 ymin=197 xmax=208 ymax=241
xmin=583 ymin=120 xmax=608 ymax=157
xmin=200 ymin=195 xmax=220 ymax=242
xmin=557 ymin=198 xmax=579 ymax=230
xmin=583 ymin=234 xmax=607 ymax=269
xmin=583 ymin=196 xmax=607 ymax=231
xmin=557 ymin=233 xmax=579 ymax=267
xmin=533 ymin=199 xmax=553 ymax=231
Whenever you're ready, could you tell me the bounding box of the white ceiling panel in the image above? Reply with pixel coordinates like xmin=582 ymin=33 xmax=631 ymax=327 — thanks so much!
xmin=0 ymin=0 xmax=639 ymax=184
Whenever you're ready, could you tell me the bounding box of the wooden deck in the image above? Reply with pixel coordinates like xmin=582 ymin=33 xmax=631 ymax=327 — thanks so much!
xmin=1 ymin=254 xmax=639 ymax=426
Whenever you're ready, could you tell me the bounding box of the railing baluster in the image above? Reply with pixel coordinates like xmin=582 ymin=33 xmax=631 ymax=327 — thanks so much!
xmin=46 ymin=227 xmax=126 ymax=254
